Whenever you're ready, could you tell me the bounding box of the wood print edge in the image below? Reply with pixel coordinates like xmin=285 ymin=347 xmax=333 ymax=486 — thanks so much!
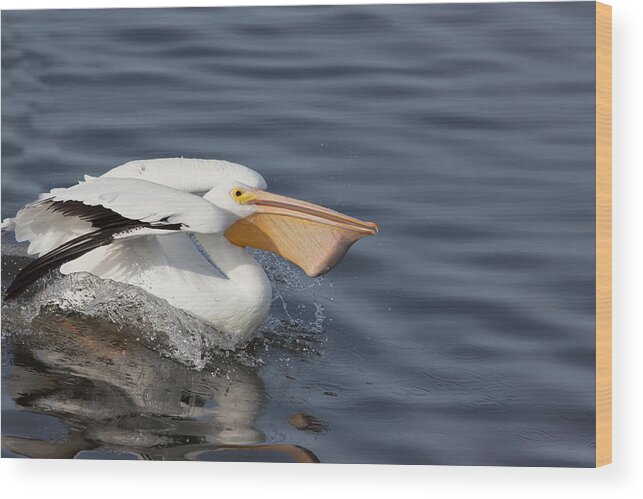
xmin=595 ymin=1 xmax=612 ymax=468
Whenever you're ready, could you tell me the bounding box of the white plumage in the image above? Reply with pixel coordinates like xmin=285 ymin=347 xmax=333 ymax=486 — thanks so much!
xmin=47 ymin=177 xmax=227 ymax=232
xmin=102 ymin=157 xmax=267 ymax=193
xmin=13 ymin=201 xmax=94 ymax=257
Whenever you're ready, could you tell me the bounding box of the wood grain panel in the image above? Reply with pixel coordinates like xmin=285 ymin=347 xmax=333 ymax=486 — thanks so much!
xmin=595 ymin=1 xmax=612 ymax=468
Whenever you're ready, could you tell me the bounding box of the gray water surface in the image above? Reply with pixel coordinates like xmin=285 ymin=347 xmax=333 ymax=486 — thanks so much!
xmin=1 ymin=3 xmax=596 ymax=466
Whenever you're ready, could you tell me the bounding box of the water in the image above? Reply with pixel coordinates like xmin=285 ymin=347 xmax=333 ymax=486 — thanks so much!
xmin=1 ymin=3 xmax=596 ymax=466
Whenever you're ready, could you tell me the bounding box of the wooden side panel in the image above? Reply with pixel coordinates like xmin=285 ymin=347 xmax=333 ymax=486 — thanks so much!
xmin=595 ymin=1 xmax=612 ymax=468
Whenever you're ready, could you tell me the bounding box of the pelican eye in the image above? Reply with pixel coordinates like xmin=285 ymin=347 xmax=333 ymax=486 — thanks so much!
xmin=231 ymin=188 xmax=249 ymax=203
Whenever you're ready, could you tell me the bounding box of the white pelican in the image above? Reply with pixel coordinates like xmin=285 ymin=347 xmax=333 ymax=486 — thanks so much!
xmin=2 ymin=158 xmax=377 ymax=343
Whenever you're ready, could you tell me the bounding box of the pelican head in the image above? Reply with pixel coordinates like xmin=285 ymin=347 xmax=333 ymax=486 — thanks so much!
xmin=203 ymin=179 xmax=378 ymax=277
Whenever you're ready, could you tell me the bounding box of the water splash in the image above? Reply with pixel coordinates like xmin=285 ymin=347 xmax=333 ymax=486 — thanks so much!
xmin=1 ymin=246 xmax=327 ymax=369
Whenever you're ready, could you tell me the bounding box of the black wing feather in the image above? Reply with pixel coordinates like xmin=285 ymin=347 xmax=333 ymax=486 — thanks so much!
xmin=47 ymin=200 xmax=144 ymax=228
xmin=4 ymin=200 xmax=182 ymax=300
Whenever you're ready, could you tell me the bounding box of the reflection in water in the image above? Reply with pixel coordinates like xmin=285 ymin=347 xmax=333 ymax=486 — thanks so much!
xmin=2 ymin=312 xmax=318 ymax=462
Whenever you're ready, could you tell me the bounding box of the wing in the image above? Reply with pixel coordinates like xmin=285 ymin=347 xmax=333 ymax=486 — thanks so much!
xmin=100 ymin=158 xmax=267 ymax=193
xmin=45 ymin=176 xmax=227 ymax=232
xmin=4 ymin=216 xmax=175 ymax=299
xmin=4 ymin=177 xmax=229 ymax=299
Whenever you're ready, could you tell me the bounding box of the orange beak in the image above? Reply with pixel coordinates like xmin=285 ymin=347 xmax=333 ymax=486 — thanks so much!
xmin=224 ymin=190 xmax=377 ymax=277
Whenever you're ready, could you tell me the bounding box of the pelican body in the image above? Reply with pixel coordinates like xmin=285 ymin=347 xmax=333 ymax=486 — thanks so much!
xmin=2 ymin=159 xmax=377 ymax=343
